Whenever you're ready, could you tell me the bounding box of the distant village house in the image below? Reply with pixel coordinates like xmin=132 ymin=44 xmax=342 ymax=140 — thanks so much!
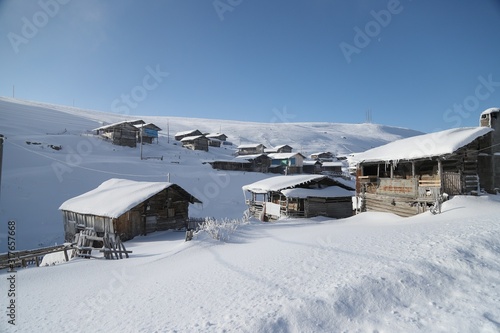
xmin=93 ymin=121 xmax=139 ymax=148
xmin=180 ymin=135 xmax=209 ymax=152
xmin=237 ymin=143 xmax=266 ymax=155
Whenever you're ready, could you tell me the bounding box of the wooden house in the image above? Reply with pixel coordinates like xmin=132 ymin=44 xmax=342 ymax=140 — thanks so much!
xmin=59 ymin=178 xmax=202 ymax=242
xmin=303 ymin=160 xmax=323 ymax=174
xmin=205 ymin=133 xmax=228 ymax=147
xmin=478 ymin=108 xmax=500 ymax=193
xmin=237 ymin=143 xmax=266 ymax=155
xmin=310 ymin=152 xmax=335 ymax=162
xmin=243 ymin=175 xmax=354 ymax=221
xmin=265 ymin=145 xmax=293 ymax=154
xmin=174 ymin=129 xmax=203 ymax=141
xmin=208 ymin=154 xmax=271 ymax=173
xmin=353 ymin=126 xmax=494 ymax=217
xmin=94 ymin=121 xmax=139 ymax=148
xmin=180 ymin=135 xmax=209 ymax=151
xmin=206 ymin=133 xmax=228 ymax=141
xmin=268 ymin=152 xmax=305 ymax=174
xmin=135 ymin=123 xmax=162 ymax=144
xmin=321 ymin=161 xmax=344 ymax=176
xmin=129 ymin=120 xmax=146 ymax=126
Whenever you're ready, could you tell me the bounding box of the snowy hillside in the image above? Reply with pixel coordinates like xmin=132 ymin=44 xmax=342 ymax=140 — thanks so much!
xmin=0 ymin=97 xmax=421 ymax=249
xmin=1 ymin=97 xmax=500 ymax=332
xmin=5 ymin=196 xmax=500 ymax=332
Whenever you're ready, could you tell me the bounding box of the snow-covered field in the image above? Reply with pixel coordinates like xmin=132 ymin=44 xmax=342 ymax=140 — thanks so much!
xmin=1 ymin=97 xmax=499 ymax=332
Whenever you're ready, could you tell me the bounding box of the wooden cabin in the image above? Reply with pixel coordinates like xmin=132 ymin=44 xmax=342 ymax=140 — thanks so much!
xmin=353 ymin=126 xmax=494 ymax=217
xmin=208 ymin=154 xmax=271 ymax=173
xmin=94 ymin=121 xmax=139 ymax=148
xmin=237 ymin=143 xmax=266 ymax=155
xmin=265 ymin=145 xmax=293 ymax=154
xmin=135 ymin=123 xmax=162 ymax=144
xmin=303 ymin=160 xmax=323 ymax=174
xmin=205 ymin=133 xmax=228 ymax=142
xmin=243 ymin=175 xmax=354 ymax=221
xmin=268 ymin=152 xmax=305 ymax=174
xmin=59 ymin=178 xmax=201 ymax=242
xmin=321 ymin=161 xmax=344 ymax=176
xmin=180 ymin=135 xmax=209 ymax=151
xmin=310 ymin=152 xmax=335 ymax=162
xmin=174 ymin=129 xmax=203 ymax=141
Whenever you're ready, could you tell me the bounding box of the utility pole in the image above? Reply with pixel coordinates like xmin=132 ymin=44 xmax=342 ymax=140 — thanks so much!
xmin=0 ymin=134 xmax=4 ymax=201
xmin=167 ymin=119 xmax=170 ymax=144
xmin=140 ymin=124 xmax=143 ymax=160
xmin=12 ymin=85 xmax=15 ymax=98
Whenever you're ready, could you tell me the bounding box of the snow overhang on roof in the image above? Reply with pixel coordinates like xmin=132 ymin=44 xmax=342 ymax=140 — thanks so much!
xmin=59 ymin=178 xmax=201 ymax=218
xmin=242 ymin=175 xmax=327 ymax=193
xmin=351 ymin=127 xmax=493 ymax=164
xmin=281 ymin=187 xmax=354 ymax=199
xmin=175 ymin=129 xmax=199 ymax=136
xmin=268 ymin=153 xmax=305 ymax=159
xmin=481 ymin=107 xmax=500 ymax=116
xmin=237 ymin=143 xmax=265 ymax=149
xmin=180 ymin=135 xmax=205 ymax=141
xmin=93 ymin=120 xmax=138 ymax=131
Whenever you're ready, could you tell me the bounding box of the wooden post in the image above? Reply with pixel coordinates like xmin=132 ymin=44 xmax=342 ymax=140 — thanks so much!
xmin=0 ymin=134 xmax=4 ymax=201
xmin=63 ymin=248 xmax=69 ymax=262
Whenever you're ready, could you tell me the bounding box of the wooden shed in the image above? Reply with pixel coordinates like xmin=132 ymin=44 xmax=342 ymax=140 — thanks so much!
xmin=208 ymin=154 xmax=271 ymax=173
xmin=243 ymin=175 xmax=354 ymax=220
xmin=205 ymin=133 xmax=228 ymax=142
xmin=310 ymin=152 xmax=335 ymax=162
xmin=303 ymin=160 xmax=323 ymax=174
xmin=59 ymin=178 xmax=202 ymax=242
xmin=94 ymin=121 xmax=139 ymax=148
xmin=180 ymin=135 xmax=209 ymax=151
xmin=237 ymin=143 xmax=266 ymax=155
xmin=265 ymin=145 xmax=293 ymax=154
xmin=135 ymin=123 xmax=162 ymax=144
xmin=268 ymin=152 xmax=305 ymax=174
xmin=353 ymin=126 xmax=494 ymax=217
xmin=174 ymin=129 xmax=203 ymax=141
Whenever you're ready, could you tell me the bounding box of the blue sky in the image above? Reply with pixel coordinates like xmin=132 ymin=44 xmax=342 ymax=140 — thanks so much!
xmin=1 ymin=0 xmax=499 ymax=133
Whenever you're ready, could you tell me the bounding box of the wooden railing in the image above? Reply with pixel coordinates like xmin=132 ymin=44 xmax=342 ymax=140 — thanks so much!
xmin=0 ymin=244 xmax=72 ymax=270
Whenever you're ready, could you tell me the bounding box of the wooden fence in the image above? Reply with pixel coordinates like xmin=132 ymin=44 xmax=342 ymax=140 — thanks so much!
xmin=0 ymin=244 xmax=72 ymax=270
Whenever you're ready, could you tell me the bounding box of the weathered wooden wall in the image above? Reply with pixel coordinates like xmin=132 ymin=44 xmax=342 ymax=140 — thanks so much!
xmin=305 ymin=197 xmax=352 ymax=218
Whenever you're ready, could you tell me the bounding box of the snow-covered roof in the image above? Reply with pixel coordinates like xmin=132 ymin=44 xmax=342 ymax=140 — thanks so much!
xmin=134 ymin=123 xmax=162 ymax=131
xmin=180 ymin=135 xmax=206 ymax=142
xmin=303 ymin=160 xmax=322 ymax=165
xmin=481 ymin=107 xmax=500 ymax=116
xmin=206 ymin=133 xmax=227 ymax=138
xmin=234 ymin=154 xmax=268 ymax=161
xmin=322 ymin=161 xmax=343 ymax=167
xmin=352 ymin=127 xmax=493 ymax=164
xmin=281 ymin=186 xmax=354 ymax=199
xmin=59 ymin=178 xmax=200 ymax=218
xmin=175 ymin=129 xmax=200 ymax=137
xmin=237 ymin=143 xmax=266 ymax=149
xmin=268 ymin=153 xmax=305 ymax=159
xmin=93 ymin=121 xmax=138 ymax=131
xmin=242 ymin=175 xmax=327 ymax=193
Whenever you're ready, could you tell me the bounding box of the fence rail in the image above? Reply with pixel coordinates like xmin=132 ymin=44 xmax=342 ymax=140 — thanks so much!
xmin=0 ymin=244 xmax=72 ymax=270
